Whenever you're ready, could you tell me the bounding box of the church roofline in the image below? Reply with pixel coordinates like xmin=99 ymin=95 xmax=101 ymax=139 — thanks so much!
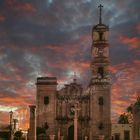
xmin=36 ymin=76 xmax=57 ymax=85
xmin=37 ymin=77 xmax=57 ymax=80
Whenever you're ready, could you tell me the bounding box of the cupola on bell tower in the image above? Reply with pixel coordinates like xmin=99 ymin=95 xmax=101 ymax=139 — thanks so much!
xmin=89 ymin=4 xmax=111 ymax=140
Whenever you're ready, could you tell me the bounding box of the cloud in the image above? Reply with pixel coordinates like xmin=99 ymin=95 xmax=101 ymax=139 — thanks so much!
xmin=0 ymin=15 xmax=5 ymax=22
xmin=0 ymin=0 xmax=139 ymax=129
xmin=5 ymin=0 xmax=36 ymax=14
xmin=111 ymin=61 xmax=140 ymax=121
xmin=120 ymin=36 xmax=140 ymax=49
xmin=136 ymin=23 xmax=140 ymax=33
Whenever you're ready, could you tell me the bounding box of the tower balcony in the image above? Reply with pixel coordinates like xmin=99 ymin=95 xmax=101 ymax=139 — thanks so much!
xmin=91 ymin=78 xmax=111 ymax=85
xmin=92 ymin=40 xmax=109 ymax=45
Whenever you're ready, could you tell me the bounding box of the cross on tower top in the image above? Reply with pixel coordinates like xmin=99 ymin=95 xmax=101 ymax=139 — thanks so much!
xmin=71 ymin=103 xmax=80 ymax=118
xmin=73 ymin=72 xmax=77 ymax=83
xmin=98 ymin=4 xmax=103 ymax=24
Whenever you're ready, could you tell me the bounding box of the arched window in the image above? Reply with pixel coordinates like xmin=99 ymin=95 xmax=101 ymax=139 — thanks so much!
xmin=98 ymin=122 xmax=104 ymax=130
xmin=44 ymin=96 xmax=49 ymax=105
xmin=99 ymin=32 xmax=103 ymax=40
xmin=98 ymin=96 xmax=104 ymax=105
xmin=98 ymin=67 xmax=104 ymax=78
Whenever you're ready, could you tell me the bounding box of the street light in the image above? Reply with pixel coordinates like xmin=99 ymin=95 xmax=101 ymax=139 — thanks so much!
xmin=9 ymin=111 xmax=13 ymax=140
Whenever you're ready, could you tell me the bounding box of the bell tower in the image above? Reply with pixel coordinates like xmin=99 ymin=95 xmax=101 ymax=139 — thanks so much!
xmin=89 ymin=5 xmax=111 ymax=140
xmin=91 ymin=4 xmax=110 ymax=80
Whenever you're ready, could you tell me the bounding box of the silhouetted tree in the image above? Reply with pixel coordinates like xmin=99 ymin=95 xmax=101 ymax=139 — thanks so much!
xmin=118 ymin=113 xmax=129 ymax=124
xmin=134 ymin=96 xmax=140 ymax=106
xmin=127 ymin=96 xmax=140 ymax=114
xmin=118 ymin=96 xmax=140 ymax=124
xmin=127 ymin=104 xmax=133 ymax=113
xmin=13 ymin=130 xmax=23 ymax=140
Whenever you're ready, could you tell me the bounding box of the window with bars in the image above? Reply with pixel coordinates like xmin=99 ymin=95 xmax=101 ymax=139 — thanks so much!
xmin=114 ymin=133 xmax=120 ymax=140
xmin=124 ymin=130 xmax=130 ymax=140
xmin=44 ymin=96 xmax=49 ymax=105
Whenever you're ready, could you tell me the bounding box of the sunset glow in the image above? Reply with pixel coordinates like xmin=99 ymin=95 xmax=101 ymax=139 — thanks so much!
xmin=0 ymin=0 xmax=140 ymax=129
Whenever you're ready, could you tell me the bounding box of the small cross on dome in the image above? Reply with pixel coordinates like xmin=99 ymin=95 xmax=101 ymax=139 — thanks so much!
xmin=73 ymin=72 xmax=77 ymax=83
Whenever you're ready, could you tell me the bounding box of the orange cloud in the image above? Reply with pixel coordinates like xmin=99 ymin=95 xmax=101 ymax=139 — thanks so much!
xmin=6 ymin=0 xmax=36 ymax=14
xmin=0 ymin=73 xmax=10 ymax=81
xmin=15 ymin=3 xmax=36 ymax=14
xmin=111 ymin=60 xmax=140 ymax=121
xmin=136 ymin=24 xmax=140 ymax=33
xmin=0 ymin=15 xmax=5 ymax=22
xmin=47 ymin=45 xmax=67 ymax=53
xmin=15 ymin=108 xmax=29 ymax=129
xmin=0 ymin=97 xmax=27 ymax=106
xmin=0 ymin=112 xmax=10 ymax=125
xmin=109 ymin=66 xmax=118 ymax=74
xmin=133 ymin=59 xmax=140 ymax=65
xmin=0 ymin=107 xmax=29 ymax=129
xmin=120 ymin=36 xmax=140 ymax=49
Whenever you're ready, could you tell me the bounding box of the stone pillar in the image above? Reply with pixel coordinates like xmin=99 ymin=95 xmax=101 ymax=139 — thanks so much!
xmin=9 ymin=111 xmax=13 ymax=140
xmin=29 ymin=105 xmax=36 ymax=140
xmin=13 ymin=119 xmax=18 ymax=132
xmin=49 ymin=135 xmax=55 ymax=140
xmin=71 ymin=103 xmax=80 ymax=140
xmin=74 ymin=112 xmax=78 ymax=140
xmin=58 ymin=128 xmax=61 ymax=140
xmin=98 ymin=135 xmax=104 ymax=140
xmin=60 ymin=136 xmax=64 ymax=140
xmin=85 ymin=136 xmax=88 ymax=140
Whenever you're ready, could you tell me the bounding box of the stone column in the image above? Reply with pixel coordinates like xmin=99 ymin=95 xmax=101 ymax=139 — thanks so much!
xmin=85 ymin=136 xmax=88 ymax=140
xmin=29 ymin=105 xmax=36 ymax=140
xmin=49 ymin=135 xmax=55 ymax=140
xmin=13 ymin=119 xmax=18 ymax=133
xmin=98 ymin=135 xmax=104 ymax=140
xmin=9 ymin=111 xmax=13 ymax=140
xmin=58 ymin=128 xmax=61 ymax=140
xmin=71 ymin=103 xmax=80 ymax=140
xmin=62 ymin=101 xmax=65 ymax=117
xmin=74 ymin=111 xmax=78 ymax=140
xmin=60 ymin=136 xmax=64 ymax=140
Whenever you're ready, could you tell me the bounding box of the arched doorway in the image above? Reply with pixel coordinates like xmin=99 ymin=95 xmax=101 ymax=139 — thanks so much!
xmin=68 ymin=125 xmax=74 ymax=140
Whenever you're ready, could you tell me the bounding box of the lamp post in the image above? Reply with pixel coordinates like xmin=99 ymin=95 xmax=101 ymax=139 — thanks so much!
xmin=13 ymin=119 xmax=18 ymax=132
xmin=9 ymin=111 xmax=13 ymax=140
xmin=99 ymin=135 xmax=104 ymax=140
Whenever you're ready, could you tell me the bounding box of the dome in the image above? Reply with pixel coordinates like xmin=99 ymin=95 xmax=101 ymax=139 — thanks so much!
xmin=92 ymin=23 xmax=109 ymax=31
xmin=92 ymin=4 xmax=109 ymax=32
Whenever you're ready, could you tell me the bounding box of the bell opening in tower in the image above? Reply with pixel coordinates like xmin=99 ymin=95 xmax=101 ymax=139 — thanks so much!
xmin=99 ymin=32 xmax=103 ymax=41
xmin=98 ymin=67 xmax=104 ymax=78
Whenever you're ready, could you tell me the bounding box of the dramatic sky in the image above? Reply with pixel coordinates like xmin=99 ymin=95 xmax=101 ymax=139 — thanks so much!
xmin=0 ymin=0 xmax=140 ymax=129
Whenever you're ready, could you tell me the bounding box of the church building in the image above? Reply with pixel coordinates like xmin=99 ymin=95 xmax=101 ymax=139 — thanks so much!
xmin=36 ymin=5 xmax=111 ymax=140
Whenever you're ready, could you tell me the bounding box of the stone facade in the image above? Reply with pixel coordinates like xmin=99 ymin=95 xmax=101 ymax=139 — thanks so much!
xmin=36 ymin=77 xmax=90 ymax=139
xmin=88 ymin=16 xmax=111 ymax=140
xmin=112 ymin=124 xmax=132 ymax=140
xmin=36 ymin=77 xmax=57 ymax=135
xmin=36 ymin=5 xmax=111 ymax=140
xmin=133 ymin=105 xmax=140 ymax=140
